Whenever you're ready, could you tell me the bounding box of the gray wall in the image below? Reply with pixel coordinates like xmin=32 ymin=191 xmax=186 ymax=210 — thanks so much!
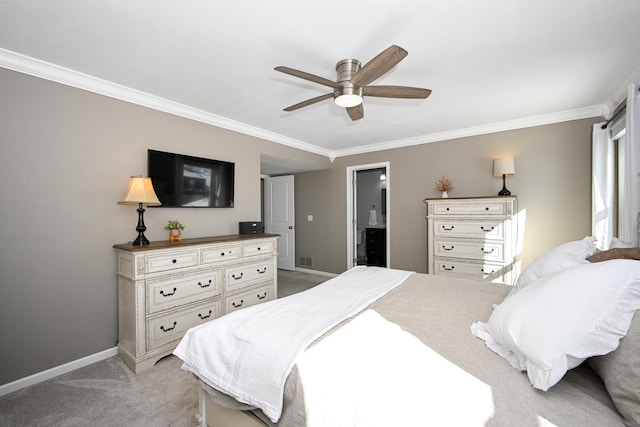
xmin=295 ymin=118 xmax=599 ymax=274
xmin=0 ymin=68 xmax=329 ymax=385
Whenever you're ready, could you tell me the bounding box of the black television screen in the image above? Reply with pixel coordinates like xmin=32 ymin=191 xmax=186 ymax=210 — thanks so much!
xmin=147 ymin=149 xmax=234 ymax=208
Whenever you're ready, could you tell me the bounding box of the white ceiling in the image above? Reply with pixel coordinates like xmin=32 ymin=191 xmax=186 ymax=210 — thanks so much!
xmin=2 ymin=0 xmax=640 ymax=163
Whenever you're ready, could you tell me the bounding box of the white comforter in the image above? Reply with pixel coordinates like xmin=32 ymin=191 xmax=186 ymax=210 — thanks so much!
xmin=173 ymin=266 xmax=413 ymax=422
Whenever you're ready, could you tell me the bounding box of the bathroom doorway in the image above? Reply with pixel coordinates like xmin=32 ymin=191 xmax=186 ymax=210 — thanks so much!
xmin=346 ymin=162 xmax=390 ymax=269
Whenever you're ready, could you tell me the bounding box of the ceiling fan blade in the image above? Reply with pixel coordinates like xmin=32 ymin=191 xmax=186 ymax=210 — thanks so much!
xmin=363 ymin=86 xmax=432 ymax=99
xmin=283 ymin=93 xmax=334 ymax=111
xmin=346 ymin=104 xmax=364 ymax=121
xmin=350 ymin=45 xmax=408 ymax=87
xmin=275 ymin=66 xmax=340 ymax=89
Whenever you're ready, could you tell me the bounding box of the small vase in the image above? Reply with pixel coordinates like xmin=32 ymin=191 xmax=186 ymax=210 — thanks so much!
xmin=169 ymin=229 xmax=182 ymax=242
xmin=441 ymin=191 xmax=448 ymax=198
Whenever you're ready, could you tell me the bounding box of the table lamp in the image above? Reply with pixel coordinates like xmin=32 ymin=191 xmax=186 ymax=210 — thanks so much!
xmin=493 ymin=157 xmax=515 ymax=196
xmin=118 ymin=176 xmax=161 ymax=245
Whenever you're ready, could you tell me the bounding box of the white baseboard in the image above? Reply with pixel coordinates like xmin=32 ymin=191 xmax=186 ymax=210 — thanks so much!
xmin=293 ymin=267 xmax=338 ymax=278
xmin=0 ymin=347 xmax=118 ymax=397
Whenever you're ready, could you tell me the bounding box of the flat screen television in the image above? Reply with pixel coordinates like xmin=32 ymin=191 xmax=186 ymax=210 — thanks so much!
xmin=147 ymin=149 xmax=235 ymax=208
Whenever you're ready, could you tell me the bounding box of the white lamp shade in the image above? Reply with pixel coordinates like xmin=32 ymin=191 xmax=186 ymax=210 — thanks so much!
xmin=118 ymin=176 xmax=162 ymax=206
xmin=493 ymin=157 xmax=515 ymax=177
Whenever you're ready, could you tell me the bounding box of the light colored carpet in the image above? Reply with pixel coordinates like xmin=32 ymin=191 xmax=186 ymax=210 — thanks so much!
xmin=277 ymin=269 xmax=330 ymax=298
xmin=0 ymin=270 xmax=328 ymax=427
xmin=0 ymin=355 xmax=199 ymax=427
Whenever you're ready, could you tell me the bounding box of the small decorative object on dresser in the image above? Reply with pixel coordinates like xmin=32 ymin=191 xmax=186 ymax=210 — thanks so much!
xmin=424 ymin=196 xmax=519 ymax=285
xmin=435 ymin=176 xmax=454 ymax=198
xmin=164 ymin=219 xmax=185 ymax=242
xmin=113 ymin=234 xmax=278 ymax=373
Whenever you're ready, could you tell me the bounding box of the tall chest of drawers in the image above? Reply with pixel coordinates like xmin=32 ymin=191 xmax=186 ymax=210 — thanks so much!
xmin=114 ymin=234 xmax=278 ymax=373
xmin=425 ymin=196 xmax=518 ymax=285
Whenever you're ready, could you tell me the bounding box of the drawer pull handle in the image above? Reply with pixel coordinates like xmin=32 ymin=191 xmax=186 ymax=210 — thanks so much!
xmin=485 ymin=207 xmax=490 ymax=211
xmin=442 ymin=225 xmax=455 ymax=231
xmin=257 ymin=247 xmax=261 ymax=251
xmin=480 ymin=226 xmax=495 ymax=232
xmin=160 ymin=321 xmax=177 ymax=332
xmin=446 ymin=207 xmax=450 ymax=211
xmin=481 ymin=268 xmax=496 ymax=274
xmin=442 ymin=265 xmax=455 ymax=271
xmin=220 ymin=252 xmax=225 ymax=256
xmin=232 ymin=299 xmax=244 ymax=308
xmin=442 ymin=245 xmax=454 ymax=251
xmin=257 ymin=267 xmax=267 ymax=274
xmin=172 ymin=259 xmax=177 ymax=264
xmin=232 ymin=273 xmax=244 ymax=280
xmin=198 ymin=280 xmax=212 ymax=288
xmin=257 ymin=292 xmax=267 ymax=300
xmin=160 ymin=287 xmax=177 ymax=297
xmin=481 ymin=248 xmax=495 ymax=254
xmin=198 ymin=310 xmax=212 ymax=320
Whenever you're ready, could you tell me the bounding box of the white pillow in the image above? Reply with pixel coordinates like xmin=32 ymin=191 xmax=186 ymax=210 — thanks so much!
xmin=471 ymin=259 xmax=640 ymax=391
xmin=610 ymin=237 xmax=634 ymax=249
xmin=510 ymin=236 xmax=596 ymax=295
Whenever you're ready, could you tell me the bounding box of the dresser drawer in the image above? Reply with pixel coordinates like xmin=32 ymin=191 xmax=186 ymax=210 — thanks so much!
xmin=432 ymin=201 xmax=506 ymax=216
xmin=433 ymin=220 xmax=504 ymax=240
xmin=225 ymin=259 xmax=274 ymax=292
xmin=242 ymin=240 xmax=275 ymax=257
xmin=201 ymin=244 xmax=242 ymax=264
xmin=435 ymin=258 xmax=506 ymax=281
xmin=434 ymin=238 xmax=505 ymax=262
xmin=147 ymin=299 xmax=222 ymax=351
xmin=225 ymin=284 xmax=274 ymax=314
xmin=145 ymin=249 xmax=199 ymax=274
xmin=146 ymin=270 xmax=222 ymax=314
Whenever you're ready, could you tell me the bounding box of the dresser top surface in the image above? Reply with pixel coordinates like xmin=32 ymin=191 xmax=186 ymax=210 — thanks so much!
xmin=113 ymin=233 xmax=279 ymax=252
xmin=423 ymin=195 xmax=517 ymax=203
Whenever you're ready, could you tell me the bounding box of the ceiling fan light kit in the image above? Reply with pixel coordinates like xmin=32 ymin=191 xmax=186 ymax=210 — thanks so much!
xmin=334 ymin=59 xmax=364 ymax=107
xmin=275 ymin=45 xmax=431 ymax=121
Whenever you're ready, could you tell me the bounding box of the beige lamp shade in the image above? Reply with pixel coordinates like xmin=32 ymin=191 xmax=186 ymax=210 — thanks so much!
xmin=118 ymin=176 xmax=162 ymax=206
xmin=493 ymin=157 xmax=515 ymax=177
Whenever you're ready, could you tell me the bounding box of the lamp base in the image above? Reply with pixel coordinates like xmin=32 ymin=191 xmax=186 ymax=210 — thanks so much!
xmin=132 ymin=233 xmax=150 ymax=246
xmin=131 ymin=204 xmax=150 ymax=245
xmin=497 ymin=174 xmax=511 ymax=196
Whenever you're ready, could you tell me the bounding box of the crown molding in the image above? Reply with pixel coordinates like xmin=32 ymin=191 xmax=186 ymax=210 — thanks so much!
xmin=331 ymin=105 xmax=605 ymax=158
xmin=0 ymin=48 xmax=330 ymax=158
xmin=605 ymin=55 xmax=640 ymax=115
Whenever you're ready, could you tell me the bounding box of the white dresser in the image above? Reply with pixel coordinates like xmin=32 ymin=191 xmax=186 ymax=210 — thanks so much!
xmin=425 ymin=196 xmax=518 ymax=285
xmin=114 ymin=234 xmax=278 ymax=373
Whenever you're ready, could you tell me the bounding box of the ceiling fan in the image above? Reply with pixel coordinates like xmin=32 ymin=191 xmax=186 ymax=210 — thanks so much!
xmin=275 ymin=45 xmax=431 ymax=121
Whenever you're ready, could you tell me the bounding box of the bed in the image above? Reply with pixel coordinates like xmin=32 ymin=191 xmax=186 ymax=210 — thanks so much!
xmin=174 ymin=237 xmax=640 ymax=427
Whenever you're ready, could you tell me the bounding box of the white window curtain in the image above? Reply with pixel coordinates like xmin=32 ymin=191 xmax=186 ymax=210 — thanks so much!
xmin=591 ymin=123 xmax=615 ymax=250
xmin=621 ymin=83 xmax=640 ymax=246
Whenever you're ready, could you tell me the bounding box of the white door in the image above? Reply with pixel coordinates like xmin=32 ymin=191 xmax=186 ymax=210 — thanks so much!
xmin=264 ymin=175 xmax=295 ymax=270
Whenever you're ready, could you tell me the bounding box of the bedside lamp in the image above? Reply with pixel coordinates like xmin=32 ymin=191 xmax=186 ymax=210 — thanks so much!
xmin=493 ymin=157 xmax=515 ymax=196
xmin=118 ymin=176 xmax=161 ymax=245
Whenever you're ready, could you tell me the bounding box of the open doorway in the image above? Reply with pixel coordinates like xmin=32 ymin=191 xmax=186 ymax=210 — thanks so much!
xmin=346 ymin=162 xmax=390 ymax=269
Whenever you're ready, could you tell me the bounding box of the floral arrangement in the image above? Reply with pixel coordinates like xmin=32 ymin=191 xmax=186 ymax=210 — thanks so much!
xmin=435 ymin=176 xmax=454 ymax=192
xmin=164 ymin=219 xmax=185 ymax=231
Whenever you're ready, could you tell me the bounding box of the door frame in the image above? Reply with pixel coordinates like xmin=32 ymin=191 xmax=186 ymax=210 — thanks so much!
xmin=346 ymin=162 xmax=390 ymax=269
